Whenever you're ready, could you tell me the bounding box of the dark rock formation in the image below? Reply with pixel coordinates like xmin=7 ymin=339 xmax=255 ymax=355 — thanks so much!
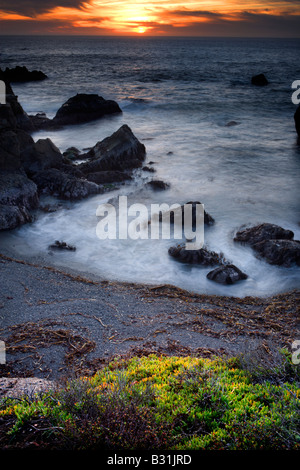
xmin=142 ymin=166 xmax=156 ymax=172
xmin=252 ymin=239 xmax=300 ymax=267
xmin=79 ymin=125 xmax=146 ymax=174
xmin=159 ymin=201 xmax=214 ymax=227
xmin=207 ymin=265 xmax=248 ymax=285
xmin=294 ymin=105 xmax=300 ymax=138
xmin=3 ymin=66 xmax=47 ymax=82
xmin=234 ymin=223 xmax=294 ymax=246
xmin=86 ymin=171 xmax=132 ymax=184
xmin=168 ymin=244 xmax=225 ymax=265
xmin=29 ymin=112 xmax=54 ymax=131
xmin=48 ymin=240 xmax=76 ymax=251
xmin=225 ymin=121 xmax=239 ymax=127
xmin=31 ymin=168 xmax=101 ymax=201
xmin=21 ymin=138 xmax=63 ymax=176
xmin=63 ymin=147 xmax=81 ymax=161
xmin=0 ymin=173 xmax=39 ymax=230
xmin=52 ymin=93 xmax=122 ymax=126
xmin=251 ymin=74 xmax=269 ymax=86
xmin=146 ymin=180 xmax=170 ymax=190
xmin=0 ymin=71 xmax=145 ymax=230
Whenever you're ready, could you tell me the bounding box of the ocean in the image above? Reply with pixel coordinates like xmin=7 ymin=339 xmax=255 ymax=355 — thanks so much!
xmin=0 ymin=35 xmax=300 ymax=297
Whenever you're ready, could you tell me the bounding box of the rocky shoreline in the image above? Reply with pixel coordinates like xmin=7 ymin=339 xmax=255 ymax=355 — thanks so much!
xmin=1 ymin=67 xmax=300 ymax=287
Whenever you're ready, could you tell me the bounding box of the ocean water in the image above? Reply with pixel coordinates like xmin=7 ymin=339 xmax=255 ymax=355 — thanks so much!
xmin=1 ymin=36 xmax=300 ymax=297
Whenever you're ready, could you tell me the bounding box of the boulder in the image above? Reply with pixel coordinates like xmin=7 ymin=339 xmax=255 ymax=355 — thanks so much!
xmin=251 ymin=74 xmax=269 ymax=86
xmin=0 ymin=204 xmax=33 ymax=230
xmin=234 ymin=223 xmax=294 ymax=246
xmin=32 ymin=168 xmax=101 ymax=200
xmin=294 ymin=105 xmax=300 ymax=137
xmin=207 ymin=265 xmax=248 ymax=285
xmin=52 ymin=93 xmax=122 ymax=126
xmin=0 ymin=172 xmax=39 ymax=230
xmin=146 ymin=180 xmax=170 ymax=190
xmin=159 ymin=201 xmax=214 ymax=227
xmin=3 ymin=66 xmax=47 ymax=82
xmin=252 ymin=239 xmax=300 ymax=267
xmin=79 ymin=125 xmax=146 ymax=173
xmin=168 ymin=244 xmax=225 ymax=265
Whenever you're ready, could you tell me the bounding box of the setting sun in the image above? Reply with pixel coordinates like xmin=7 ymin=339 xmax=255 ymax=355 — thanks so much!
xmin=135 ymin=26 xmax=147 ymax=34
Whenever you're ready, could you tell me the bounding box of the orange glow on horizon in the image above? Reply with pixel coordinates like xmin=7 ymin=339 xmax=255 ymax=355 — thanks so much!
xmin=0 ymin=1 xmax=299 ymax=36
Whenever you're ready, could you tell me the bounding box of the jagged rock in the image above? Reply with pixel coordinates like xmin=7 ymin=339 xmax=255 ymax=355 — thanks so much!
xmin=234 ymin=223 xmax=294 ymax=246
xmin=32 ymin=168 xmax=101 ymax=200
xmin=252 ymin=239 xmax=300 ymax=267
xmin=52 ymin=93 xmax=122 ymax=126
xmin=207 ymin=265 xmax=248 ymax=285
xmin=168 ymin=244 xmax=225 ymax=265
xmin=21 ymin=138 xmax=63 ymax=175
xmin=3 ymin=66 xmax=47 ymax=82
xmin=79 ymin=124 xmax=146 ymax=173
xmin=251 ymin=73 xmax=269 ymax=86
xmin=48 ymin=240 xmax=76 ymax=251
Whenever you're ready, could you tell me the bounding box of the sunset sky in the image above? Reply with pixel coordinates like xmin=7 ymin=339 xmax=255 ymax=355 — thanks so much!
xmin=0 ymin=0 xmax=300 ymax=36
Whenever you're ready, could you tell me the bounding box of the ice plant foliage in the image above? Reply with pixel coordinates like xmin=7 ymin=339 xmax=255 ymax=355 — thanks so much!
xmin=0 ymin=354 xmax=299 ymax=450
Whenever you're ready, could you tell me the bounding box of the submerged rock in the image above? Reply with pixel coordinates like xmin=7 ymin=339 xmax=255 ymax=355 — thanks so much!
xmin=251 ymin=73 xmax=269 ymax=86
xmin=252 ymin=239 xmax=300 ymax=267
xmin=168 ymin=244 xmax=225 ymax=265
xmin=48 ymin=240 xmax=76 ymax=251
xmin=52 ymin=93 xmax=122 ymax=126
xmin=79 ymin=124 xmax=146 ymax=173
xmin=146 ymin=180 xmax=170 ymax=190
xmin=207 ymin=265 xmax=248 ymax=285
xmin=234 ymin=223 xmax=294 ymax=246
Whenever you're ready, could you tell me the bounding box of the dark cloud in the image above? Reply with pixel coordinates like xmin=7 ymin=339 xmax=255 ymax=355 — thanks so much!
xmin=0 ymin=17 xmax=112 ymax=34
xmin=0 ymin=0 xmax=88 ymax=17
xmin=167 ymin=10 xmax=222 ymax=19
xmin=156 ymin=11 xmax=300 ymax=37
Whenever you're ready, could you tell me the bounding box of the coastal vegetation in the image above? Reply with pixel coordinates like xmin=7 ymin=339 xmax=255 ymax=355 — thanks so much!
xmin=1 ymin=352 xmax=299 ymax=450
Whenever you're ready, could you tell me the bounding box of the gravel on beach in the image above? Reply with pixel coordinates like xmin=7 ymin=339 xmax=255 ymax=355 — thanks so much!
xmin=0 ymin=251 xmax=299 ymax=395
